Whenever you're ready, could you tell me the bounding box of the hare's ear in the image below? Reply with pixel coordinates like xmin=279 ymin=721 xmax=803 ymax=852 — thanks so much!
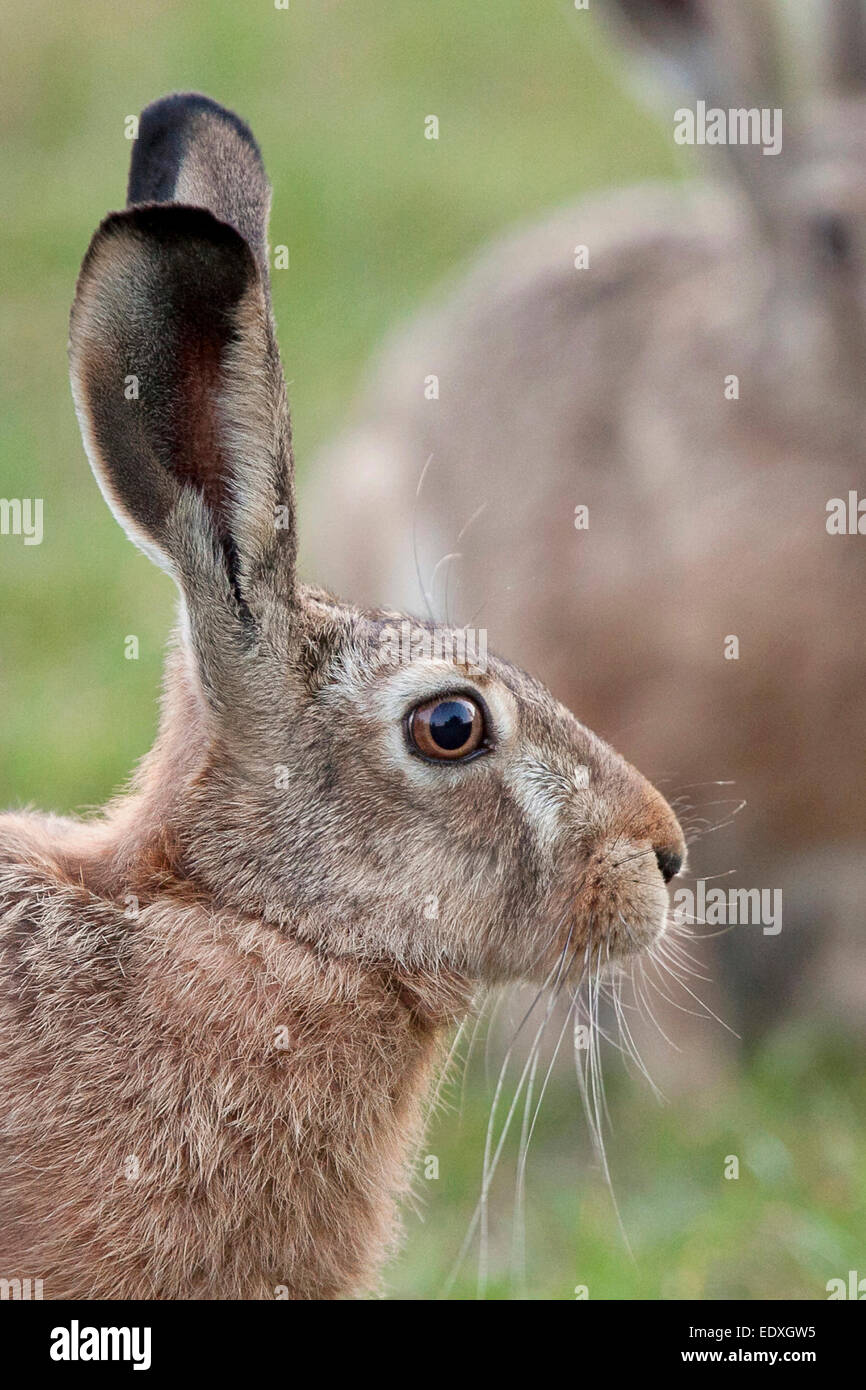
xmin=69 ymin=206 xmax=295 ymax=613
xmin=69 ymin=98 xmax=295 ymax=628
xmin=826 ymin=0 xmax=866 ymax=92
xmin=603 ymin=1 xmax=784 ymax=221
xmin=603 ymin=0 xmax=782 ymax=118
xmin=128 ymin=92 xmax=273 ymax=288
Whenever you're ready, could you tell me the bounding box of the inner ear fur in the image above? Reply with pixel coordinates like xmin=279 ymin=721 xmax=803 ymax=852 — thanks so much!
xmin=69 ymin=203 xmax=296 ymax=611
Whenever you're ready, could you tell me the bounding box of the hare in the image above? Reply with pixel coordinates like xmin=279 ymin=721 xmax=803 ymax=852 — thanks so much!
xmin=302 ymin=0 xmax=866 ymax=1043
xmin=0 ymin=93 xmax=686 ymax=1300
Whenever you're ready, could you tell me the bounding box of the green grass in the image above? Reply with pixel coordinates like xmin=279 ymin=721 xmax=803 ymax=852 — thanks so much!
xmin=391 ymin=1024 xmax=865 ymax=1300
xmin=0 ymin=0 xmax=861 ymax=1301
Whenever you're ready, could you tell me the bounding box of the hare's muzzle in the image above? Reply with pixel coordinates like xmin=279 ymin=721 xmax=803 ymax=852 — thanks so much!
xmin=568 ymin=773 xmax=687 ymax=964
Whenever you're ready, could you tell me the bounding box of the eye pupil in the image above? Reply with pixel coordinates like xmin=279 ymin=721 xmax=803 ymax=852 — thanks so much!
xmin=429 ymin=700 xmax=474 ymax=750
xmin=407 ymin=694 xmax=487 ymax=761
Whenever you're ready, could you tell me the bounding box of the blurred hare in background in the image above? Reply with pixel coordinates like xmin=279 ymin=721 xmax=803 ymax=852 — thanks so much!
xmin=303 ymin=0 xmax=866 ymax=1051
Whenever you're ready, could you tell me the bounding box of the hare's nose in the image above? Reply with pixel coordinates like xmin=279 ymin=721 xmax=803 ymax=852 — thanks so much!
xmin=654 ymin=845 xmax=683 ymax=884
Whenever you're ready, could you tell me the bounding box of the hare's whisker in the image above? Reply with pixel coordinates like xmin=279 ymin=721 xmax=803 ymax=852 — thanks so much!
xmin=572 ymin=948 xmax=635 ymax=1263
xmin=511 ymin=985 xmax=580 ymax=1297
xmin=648 ymin=948 xmax=739 ymax=1037
xmin=412 ymin=452 xmax=437 ymax=624
xmin=633 ymin=957 xmax=682 ymax=1051
xmin=612 ymin=961 xmax=666 ymax=1097
xmin=442 ymin=924 xmax=573 ymax=1298
xmin=422 ymin=1012 xmax=472 ymax=1130
xmin=476 ymin=929 xmax=578 ymax=1298
xmin=459 ymin=995 xmax=492 ymax=1124
xmin=509 ymin=1030 xmax=542 ymax=1298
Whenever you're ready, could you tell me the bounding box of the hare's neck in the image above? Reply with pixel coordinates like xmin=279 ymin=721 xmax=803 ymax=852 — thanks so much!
xmin=143 ymin=903 xmax=471 ymax=1297
xmin=29 ymin=646 xmax=474 ymax=1296
xmin=17 ymin=809 xmax=470 ymax=1296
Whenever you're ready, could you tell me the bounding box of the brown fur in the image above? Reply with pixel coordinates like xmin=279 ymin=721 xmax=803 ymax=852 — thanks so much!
xmin=0 ymin=94 xmax=684 ymax=1299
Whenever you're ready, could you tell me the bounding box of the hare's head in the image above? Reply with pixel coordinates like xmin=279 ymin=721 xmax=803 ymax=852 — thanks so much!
xmin=606 ymin=0 xmax=866 ymax=441
xmin=69 ymin=94 xmax=684 ymax=988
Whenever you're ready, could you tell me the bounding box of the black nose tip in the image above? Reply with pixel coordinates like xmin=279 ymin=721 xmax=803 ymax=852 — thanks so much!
xmin=654 ymin=846 xmax=683 ymax=884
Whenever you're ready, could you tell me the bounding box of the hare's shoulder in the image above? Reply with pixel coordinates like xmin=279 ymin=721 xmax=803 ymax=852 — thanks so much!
xmin=0 ymin=811 xmax=136 ymax=1026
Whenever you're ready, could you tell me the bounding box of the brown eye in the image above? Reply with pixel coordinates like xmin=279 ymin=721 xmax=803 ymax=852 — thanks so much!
xmin=407 ymin=695 xmax=486 ymax=762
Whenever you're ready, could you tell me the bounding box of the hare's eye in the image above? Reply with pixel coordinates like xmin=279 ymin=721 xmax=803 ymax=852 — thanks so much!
xmin=407 ymin=695 xmax=486 ymax=762
xmin=812 ymin=212 xmax=853 ymax=268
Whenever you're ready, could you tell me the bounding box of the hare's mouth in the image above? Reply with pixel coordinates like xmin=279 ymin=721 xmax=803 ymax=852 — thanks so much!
xmin=571 ymin=837 xmax=677 ymax=965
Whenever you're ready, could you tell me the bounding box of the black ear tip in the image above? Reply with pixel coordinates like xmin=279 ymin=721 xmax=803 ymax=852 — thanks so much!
xmin=129 ymin=92 xmax=264 ymax=206
xmin=610 ymin=0 xmax=706 ymax=38
xmin=138 ymin=92 xmax=263 ymax=159
xmin=617 ymin=0 xmax=701 ymax=16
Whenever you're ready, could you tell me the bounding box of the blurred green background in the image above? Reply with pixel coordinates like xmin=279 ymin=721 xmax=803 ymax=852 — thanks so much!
xmin=0 ymin=0 xmax=860 ymax=1299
